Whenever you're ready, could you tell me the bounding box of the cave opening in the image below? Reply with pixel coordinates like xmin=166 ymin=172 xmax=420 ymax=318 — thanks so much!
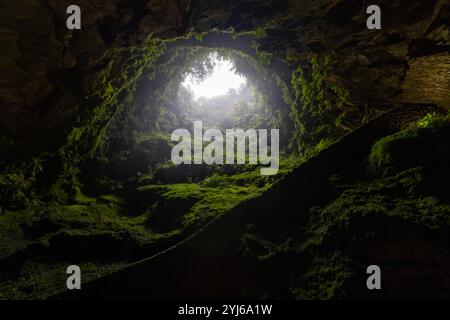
xmin=73 ymin=34 xmax=297 ymax=218
xmin=0 ymin=29 xmax=369 ymax=299
xmin=2 ymin=0 xmax=450 ymax=301
xmin=177 ymin=50 xmax=255 ymax=131
xmin=180 ymin=51 xmax=247 ymax=100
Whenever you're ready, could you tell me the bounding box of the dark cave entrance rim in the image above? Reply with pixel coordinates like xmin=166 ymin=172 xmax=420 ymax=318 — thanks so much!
xmin=130 ymin=31 xmax=295 ymax=140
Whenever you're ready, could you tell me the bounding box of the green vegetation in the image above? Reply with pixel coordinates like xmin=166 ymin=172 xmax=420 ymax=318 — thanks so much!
xmin=289 ymin=53 xmax=352 ymax=157
xmin=0 ymin=34 xmax=353 ymax=299
xmin=251 ymin=41 xmax=273 ymax=66
xmin=63 ymin=36 xmax=166 ymax=158
xmin=140 ymin=155 xmax=299 ymax=229
xmin=289 ymin=114 xmax=450 ymax=298
xmin=369 ymin=112 xmax=450 ymax=174
xmin=0 ymin=197 xmax=179 ymax=299
xmin=0 ymin=262 xmax=124 ymax=300
xmin=233 ymin=113 xmax=450 ymax=299
xmin=231 ymin=27 xmax=268 ymax=40
xmin=0 ymin=155 xmax=300 ymax=299
xmin=304 ymin=113 xmax=450 ymax=252
xmin=2 ymin=25 xmax=448 ymax=300
xmin=290 ymin=253 xmax=354 ymax=300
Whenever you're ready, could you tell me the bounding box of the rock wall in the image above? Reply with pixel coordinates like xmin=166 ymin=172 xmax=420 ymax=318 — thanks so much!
xmin=0 ymin=0 xmax=449 ymax=158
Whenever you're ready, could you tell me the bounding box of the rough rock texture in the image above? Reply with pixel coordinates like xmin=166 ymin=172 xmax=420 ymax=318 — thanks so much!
xmin=1 ymin=0 xmax=449 ymax=158
xmin=396 ymin=52 xmax=450 ymax=107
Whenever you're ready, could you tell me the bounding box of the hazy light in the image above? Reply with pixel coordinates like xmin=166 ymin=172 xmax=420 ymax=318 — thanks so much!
xmin=182 ymin=57 xmax=247 ymax=100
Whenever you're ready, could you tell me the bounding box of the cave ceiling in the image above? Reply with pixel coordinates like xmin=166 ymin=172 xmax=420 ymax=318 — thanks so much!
xmin=0 ymin=0 xmax=449 ymax=148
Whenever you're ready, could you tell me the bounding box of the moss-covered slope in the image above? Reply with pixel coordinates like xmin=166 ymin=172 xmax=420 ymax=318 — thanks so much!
xmin=55 ymin=109 xmax=450 ymax=300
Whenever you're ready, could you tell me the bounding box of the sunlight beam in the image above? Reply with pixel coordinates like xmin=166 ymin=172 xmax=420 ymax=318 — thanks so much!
xmin=182 ymin=56 xmax=247 ymax=100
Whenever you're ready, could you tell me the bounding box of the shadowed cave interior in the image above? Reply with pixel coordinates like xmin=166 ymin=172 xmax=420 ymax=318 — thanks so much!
xmin=0 ymin=0 xmax=450 ymax=300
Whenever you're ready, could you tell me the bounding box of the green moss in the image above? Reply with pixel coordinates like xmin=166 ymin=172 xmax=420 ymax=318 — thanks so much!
xmin=62 ymin=35 xmax=166 ymax=161
xmin=143 ymin=182 xmax=255 ymax=231
xmin=315 ymin=138 xmax=335 ymax=153
xmin=286 ymin=50 xmax=298 ymax=63
xmin=290 ymin=253 xmax=354 ymax=300
xmin=0 ymin=210 xmax=29 ymax=258
xmin=0 ymin=200 xmax=168 ymax=260
xmin=303 ymin=167 xmax=450 ymax=252
xmin=0 ymin=173 xmax=30 ymax=210
xmin=72 ymin=186 xmax=96 ymax=205
xmin=48 ymin=178 xmax=70 ymax=204
xmin=369 ymin=113 xmax=450 ymax=173
xmin=159 ymin=183 xmax=203 ymax=201
xmin=251 ymin=41 xmax=272 ymax=66
xmin=253 ymin=27 xmax=268 ymax=39
xmin=0 ymin=156 xmax=47 ymax=209
xmin=141 ymin=160 xmax=302 ymax=232
xmin=0 ymin=200 xmax=178 ymax=299
xmin=98 ymin=194 xmax=124 ymax=206
xmin=231 ymin=27 xmax=267 ymax=40
xmin=287 ymin=149 xmax=450 ymax=299
xmin=133 ymin=132 xmax=172 ymax=145
xmin=145 ymin=156 xmax=299 ymax=231
xmin=417 ymin=111 xmax=449 ymax=128
xmin=195 ymin=32 xmax=207 ymax=41
xmin=44 ymin=204 xmax=155 ymax=242
xmin=0 ymin=261 xmax=125 ymax=300
xmin=182 ymin=184 xmax=259 ymax=229
xmin=369 ymin=127 xmax=420 ymax=171
xmin=289 ymin=53 xmax=351 ymax=156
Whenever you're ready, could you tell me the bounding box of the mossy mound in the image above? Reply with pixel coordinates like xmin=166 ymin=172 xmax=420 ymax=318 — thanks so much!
xmin=288 ymin=114 xmax=450 ymax=299
xmin=369 ymin=113 xmax=450 ymax=175
xmin=0 ymin=198 xmax=176 ymax=299
xmin=144 ymin=159 xmax=298 ymax=232
xmin=0 ymin=155 xmax=300 ymax=299
xmin=233 ymin=113 xmax=450 ymax=299
xmin=0 ymin=261 xmax=124 ymax=300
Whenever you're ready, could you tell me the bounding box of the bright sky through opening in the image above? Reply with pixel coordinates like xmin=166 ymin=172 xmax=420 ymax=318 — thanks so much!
xmin=182 ymin=57 xmax=247 ymax=100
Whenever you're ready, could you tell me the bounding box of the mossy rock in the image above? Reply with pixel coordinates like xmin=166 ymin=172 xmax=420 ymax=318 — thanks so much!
xmin=289 ymin=253 xmax=354 ymax=300
xmin=147 ymin=184 xmax=203 ymax=232
xmin=369 ymin=114 xmax=450 ymax=175
xmin=98 ymin=194 xmax=124 ymax=206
